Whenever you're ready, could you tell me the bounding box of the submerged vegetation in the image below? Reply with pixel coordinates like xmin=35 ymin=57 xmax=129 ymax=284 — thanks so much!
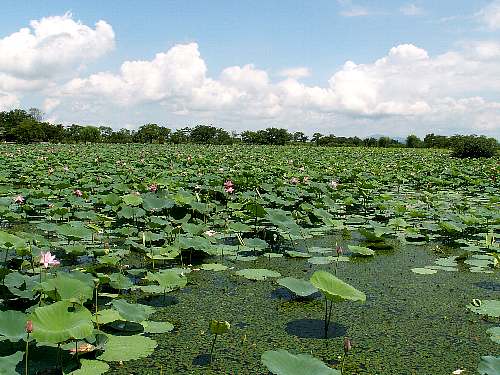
xmin=0 ymin=143 xmax=498 ymax=374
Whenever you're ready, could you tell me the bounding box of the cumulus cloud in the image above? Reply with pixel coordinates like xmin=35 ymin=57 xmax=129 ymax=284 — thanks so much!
xmin=278 ymin=67 xmax=311 ymax=79
xmin=0 ymin=12 xmax=114 ymax=95
xmin=0 ymin=92 xmax=19 ymax=111
xmin=476 ymin=1 xmax=500 ymax=30
xmin=44 ymin=41 xmax=500 ymax=136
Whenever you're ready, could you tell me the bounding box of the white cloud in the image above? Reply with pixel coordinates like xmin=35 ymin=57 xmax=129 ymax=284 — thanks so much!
xmin=0 ymin=12 xmax=114 ymax=93
xmin=400 ymin=4 xmax=424 ymax=16
xmin=278 ymin=67 xmax=311 ymax=79
xmin=0 ymin=92 xmax=20 ymax=111
xmin=476 ymin=1 xmax=500 ymax=30
xmin=45 ymin=41 xmax=500 ymax=136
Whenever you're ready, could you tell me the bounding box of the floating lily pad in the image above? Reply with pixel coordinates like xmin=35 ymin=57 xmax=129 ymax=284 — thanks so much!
xmin=285 ymin=250 xmax=311 ymax=258
xmin=200 ymin=263 xmax=228 ymax=271
xmin=277 ymin=277 xmax=318 ymax=297
xmin=98 ymin=334 xmax=157 ymax=362
xmin=261 ymin=349 xmax=340 ymax=375
xmin=308 ymin=256 xmax=333 ymax=265
xmin=68 ymin=359 xmax=110 ymax=375
xmin=236 ymin=268 xmax=281 ymax=281
xmin=411 ymin=268 xmax=437 ymax=275
xmin=141 ymin=321 xmax=174 ymax=333
xmin=477 ymin=356 xmax=500 ymax=375
xmin=467 ymin=300 xmax=500 ymax=318
xmin=487 ymin=327 xmax=500 ymax=344
xmin=112 ymin=300 xmax=154 ymax=323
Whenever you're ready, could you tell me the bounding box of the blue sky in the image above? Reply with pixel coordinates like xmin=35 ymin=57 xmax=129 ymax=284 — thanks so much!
xmin=1 ymin=1 xmax=500 ymax=137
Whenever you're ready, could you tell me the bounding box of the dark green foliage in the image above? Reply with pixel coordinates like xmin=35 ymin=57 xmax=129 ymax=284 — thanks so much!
xmin=406 ymin=134 xmax=423 ymax=148
xmin=450 ymin=135 xmax=498 ymax=158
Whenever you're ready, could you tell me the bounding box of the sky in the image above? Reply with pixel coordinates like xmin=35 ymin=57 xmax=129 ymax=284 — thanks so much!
xmin=1 ymin=0 xmax=500 ymax=138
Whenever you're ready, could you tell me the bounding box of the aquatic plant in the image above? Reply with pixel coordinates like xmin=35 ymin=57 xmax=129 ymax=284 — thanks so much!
xmin=208 ymin=320 xmax=230 ymax=361
xmin=310 ymin=271 xmax=366 ymax=338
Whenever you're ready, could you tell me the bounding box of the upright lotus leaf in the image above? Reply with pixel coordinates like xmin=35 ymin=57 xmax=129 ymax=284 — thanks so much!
xmin=477 ymin=356 xmax=500 ymax=375
xmin=0 ymin=351 xmax=24 ymax=375
xmin=3 ymin=272 xmax=37 ymax=299
xmin=98 ymin=334 xmax=157 ymax=362
xmin=348 ymin=245 xmax=375 ymax=256
xmin=265 ymin=209 xmax=303 ymax=236
xmin=122 ymin=193 xmax=143 ymax=206
xmin=0 ymin=310 xmax=27 ymax=342
xmin=236 ymin=268 xmax=281 ymax=281
xmin=68 ymin=359 xmax=110 ymax=375
xmin=467 ymin=300 xmax=500 ymax=318
xmin=111 ymin=299 xmax=154 ymax=323
xmin=261 ymin=349 xmax=341 ymax=375
xmin=310 ymin=271 xmax=366 ymax=302
xmin=29 ymin=301 xmax=94 ymax=344
xmin=41 ymin=272 xmax=94 ymax=304
xmin=142 ymin=194 xmax=173 ymax=211
xmin=57 ymin=224 xmax=93 ymax=240
xmin=277 ymin=277 xmax=318 ymax=297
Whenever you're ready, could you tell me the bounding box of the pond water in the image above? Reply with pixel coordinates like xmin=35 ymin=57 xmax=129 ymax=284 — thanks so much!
xmin=105 ymin=234 xmax=499 ymax=374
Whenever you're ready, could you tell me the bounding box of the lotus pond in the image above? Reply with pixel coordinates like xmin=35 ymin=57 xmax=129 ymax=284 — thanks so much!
xmin=0 ymin=144 xmax=498 ymax=375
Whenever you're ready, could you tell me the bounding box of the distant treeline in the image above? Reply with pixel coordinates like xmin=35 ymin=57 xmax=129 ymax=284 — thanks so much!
xmin=0 ymin=108 xmax=498 ymax=151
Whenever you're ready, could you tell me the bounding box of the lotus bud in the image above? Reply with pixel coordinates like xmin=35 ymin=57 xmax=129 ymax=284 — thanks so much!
xmin=343 ymin=337 xmax=352 ymax=353
xmin=25 ymin=320 xmax=33 ymax=334
xmin=336 ymin=243 xmax=343 ymax=256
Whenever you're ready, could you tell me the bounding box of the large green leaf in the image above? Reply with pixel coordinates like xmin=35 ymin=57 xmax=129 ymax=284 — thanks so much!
xmin=122 ymin=193 xmax=143 ymax=206
xmin=0 ymin=351 xmax=24 ymax=375
xmin=68 ymin=359 xmax=110 ymax=375
xmin=310 ymin=271 xmax=366 ymax=302
xmin=277 ymin=277 xmax=318 ymax=297
xmin=146 ymin=269 xmax=187 ymax=291
xmin=467 ymin=300 xmax=500 ymax=318
xmin=98 ymin=335 xmax=157 ymax=362
xmin=236 ymin=268 xmax=281 ymax=281
xmin=0 ymin=231 xmax=26 ymax=248
xmin=261 ymin=349 xmax=340 ymax=375
xmin=41 ymin=272 xmax=94 ymax=304
xmin=111 ymin=300 xmax=154 ymax=323
xmin=487 ymin=327 xmax=500 ymax=344
xmin=478 ymin=356 xmax=500 ymax=375
xmin=30 ymin=301 xmax=93 ymax=344
xmin=0 ymin=310 xmax=27 ymax=342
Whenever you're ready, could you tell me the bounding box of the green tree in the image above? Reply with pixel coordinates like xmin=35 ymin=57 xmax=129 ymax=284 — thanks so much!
xmin=406 ymin=134 xmax=423 ymax=148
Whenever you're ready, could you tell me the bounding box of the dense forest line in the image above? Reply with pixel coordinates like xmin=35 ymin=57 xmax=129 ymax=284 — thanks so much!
xmin=0 ymin=108 xmax=498 ymax=152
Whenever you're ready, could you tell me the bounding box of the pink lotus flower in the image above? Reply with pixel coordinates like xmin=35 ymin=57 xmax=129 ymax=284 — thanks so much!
xmin=204 ymin=230 xmax=217 ymax=237
xmin=224 ymin=180 xmax=234 ymax=193
xmin=148 ymin=183 xmax=158 ymax=192
xmin=14 ymin=195 xmax=25 ymax=204
xmin=40 ymin=251 xmax=60 ymax=268
xmin=73 ymin=189 xmax=83 ymax=197
xmin=290 ymin=177 xmax=299 ymax=185
xmin=25 ymin=320 xmax=33 ymax=334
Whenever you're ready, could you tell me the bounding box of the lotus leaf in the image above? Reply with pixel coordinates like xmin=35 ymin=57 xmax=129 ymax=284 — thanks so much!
xmin=467 ymin=300 xmax=500 ymax=318
xmin=68 ymin=359 xmax=110 ymax=375
xmin=310 ymin=271 xmax=366 ymax=302
xmin=285 ymin=250 xmax=311 ymax=258
xmin=307 ymin=256 xmax=334 ymax=265
xmin=477 ymin=356 xmax=500 ymax=375
xmin=411 ymin=268 xmax=437 ymax=275
xmin=0 ymin=310 xmax=27 ymax=342
xmin=0 ymin=351 xmax=24 ymax=375
xmin=109 ymin=273 xmax=133 ymax=290
xmin=348 ymin=245 xmax=375 ymax=256
xmin=277 ymin=277 xmax=318 ymax=297
xmin=30 ymin=301 xmax=93 ymax=344
xmin=487 ymin=327 xmax=500 ymax=344
xmin=236 ymin=268 xmax=281 ymax=281
xmin=261 ymin=349 xmax=340 ymax=375
xmin=98 ymin=334 xmax=157 ymax=362
xmin=200 ymin=263 xmax=228 ymax=271
xmin=122 ymin=193 xmax=143 ymax=206
xmin=92 ymin=309 xmax=122 ymax=325
xmin=141 ymin=321 xmax=174 ymax=333
xmin=41 ymin=272 xmax=94 ymax=304
xmin=146 ymin=269 xmax=187 ymax=291
xmin=112 ymin=299 xmax=154 ymax=323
